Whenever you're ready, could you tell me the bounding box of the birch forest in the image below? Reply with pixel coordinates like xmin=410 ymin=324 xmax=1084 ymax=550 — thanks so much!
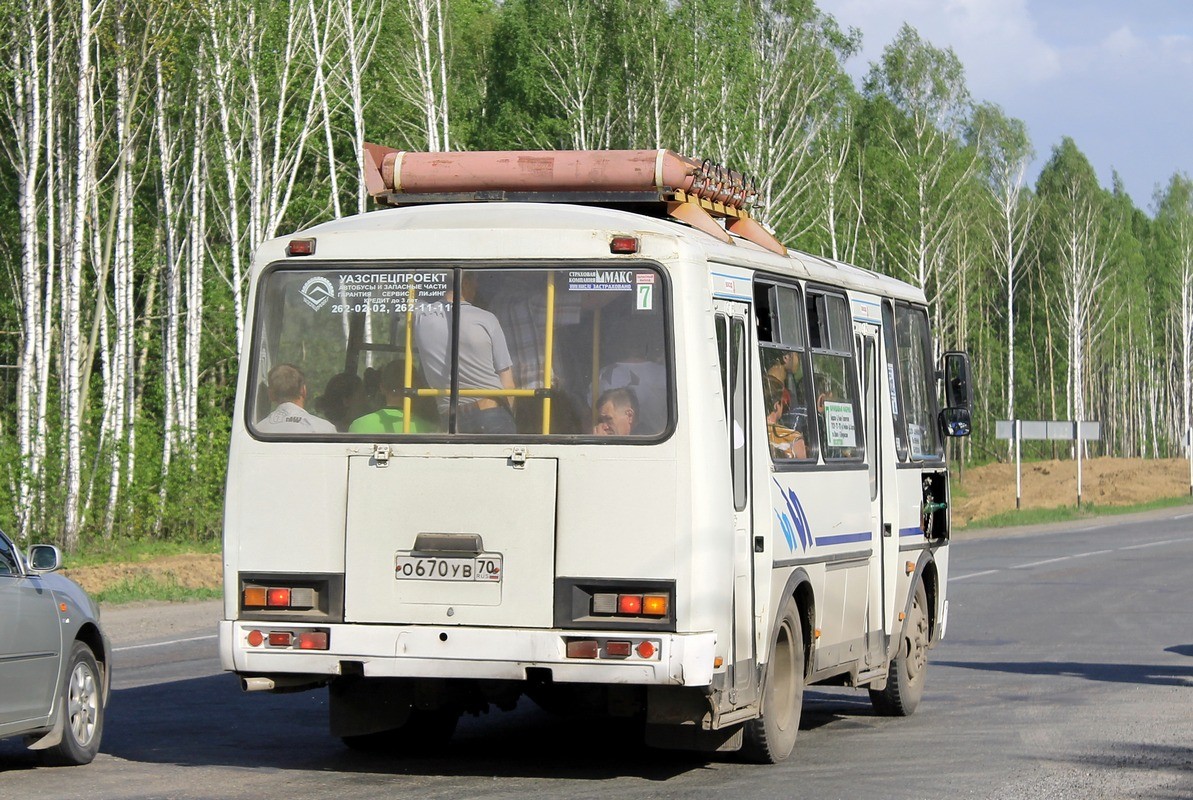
xmin=1 ymin=0 xmax=1191 ymax=549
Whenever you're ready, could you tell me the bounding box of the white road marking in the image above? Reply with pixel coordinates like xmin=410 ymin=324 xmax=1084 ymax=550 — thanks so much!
xmin=1119 ymin=538 xmax=1186 ymax=551
xmin=957 ymin=533 xmax=1192 ymax=581
xmin=113 ymin=634 xmax=217 ymax=653
xmin=952 ymin=570 xmax=999 ymax=581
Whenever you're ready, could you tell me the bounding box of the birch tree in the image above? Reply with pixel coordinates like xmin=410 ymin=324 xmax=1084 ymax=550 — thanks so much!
xmin=972 ymin=102 xmax=1035 ymax=431
xmin=862 ymin=24 xmax=979 ymax=313
xmin=1 ymin=0 xmax=47 ymax=542
xmin=1155 ymin=174 xmax=1193 ymax=455
xmin=62 ymin=0 xmax=103 ymax=551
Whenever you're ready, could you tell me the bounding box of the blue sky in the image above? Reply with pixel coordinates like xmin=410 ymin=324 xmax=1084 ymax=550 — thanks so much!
xmin=817 ymin=0 xmax=1193 ymax=212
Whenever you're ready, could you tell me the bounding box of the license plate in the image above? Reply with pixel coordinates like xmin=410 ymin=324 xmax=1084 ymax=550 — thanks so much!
xmin=394 ymin=552 xmax=503 ymax=582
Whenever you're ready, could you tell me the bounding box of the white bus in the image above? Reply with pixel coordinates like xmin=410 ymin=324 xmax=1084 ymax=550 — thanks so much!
xmin=219 ymin=149 xmax=972 ymax=763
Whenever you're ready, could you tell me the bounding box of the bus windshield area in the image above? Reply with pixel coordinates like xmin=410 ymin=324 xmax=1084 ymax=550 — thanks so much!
xmin=248 ymin=264 xmax=669 ymax=439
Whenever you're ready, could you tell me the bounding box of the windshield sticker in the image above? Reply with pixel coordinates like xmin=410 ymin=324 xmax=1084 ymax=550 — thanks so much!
xmin=301 ymin=272 xmax=451 ymax=314
xmin=300 ymin=277 xmax=335 ymax=311
xmin=887 ymin=363 xmax=899 ymax=417
xmin=824 ymin=401 xmax=857 ymax=448
xmin=568 ymin=270 xmax=635 ymax=292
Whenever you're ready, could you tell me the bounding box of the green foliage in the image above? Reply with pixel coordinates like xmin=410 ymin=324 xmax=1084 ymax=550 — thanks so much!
xmin=0 ymin=2 xmax=1190 ymax=559
xmin=92 ymin=575 xmax=221 ymax=605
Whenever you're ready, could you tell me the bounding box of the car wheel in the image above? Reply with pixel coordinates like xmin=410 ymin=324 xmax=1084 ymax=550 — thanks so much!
xmin=42 ymin=641 xmax=104 ymax=766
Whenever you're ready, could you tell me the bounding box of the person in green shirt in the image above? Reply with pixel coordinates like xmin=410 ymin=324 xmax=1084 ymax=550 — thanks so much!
xmin=349 ymin=360 xmax=423 ymax=434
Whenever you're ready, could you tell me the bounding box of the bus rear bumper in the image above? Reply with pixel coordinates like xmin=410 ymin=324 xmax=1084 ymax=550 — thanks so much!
xmin=219 ymin=620 xmax=717 ymax=687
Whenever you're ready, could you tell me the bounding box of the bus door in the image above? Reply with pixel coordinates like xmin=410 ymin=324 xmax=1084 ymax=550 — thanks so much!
xmin=857 ymin=322 xmax=890 ymax=666
xmin=714 ymin=299 xmax=759 ymax=706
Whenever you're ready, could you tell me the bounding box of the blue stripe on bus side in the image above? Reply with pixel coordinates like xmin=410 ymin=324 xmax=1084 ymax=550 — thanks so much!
xmin=899 ymin=527 xmax=923 ymax=537
xmin=814 ymin=531 xmax=872 ymax=547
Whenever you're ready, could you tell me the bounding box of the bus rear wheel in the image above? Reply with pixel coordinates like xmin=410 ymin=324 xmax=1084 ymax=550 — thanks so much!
xmin=870 ymin=581 xmax=928 ymax=716
xmin=741 ymin=597 xmax=804 ymax=763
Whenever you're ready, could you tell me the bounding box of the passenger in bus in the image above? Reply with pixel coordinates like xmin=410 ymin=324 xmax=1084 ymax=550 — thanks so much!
xmin=348 ymin=360 xmax=424 ymax=434
xmin=316 ymin=371 xmax=366 ymax=432
xmin=414 ymin=273 xmax=517 ymax=434
xmin=490 ymin=273 xmax=585 ymax=434
xmin=592 ymin=387 xmax=638 ymax=436
xmin=765 ymin=375 xmax=806 ymax=459
xmin=764 ymin=348 xmax=810 ymax=433
xmin=255 ymin=364 xmax=337 ymax=434
xmin=598 ymin=318 xmax=666 ymax=434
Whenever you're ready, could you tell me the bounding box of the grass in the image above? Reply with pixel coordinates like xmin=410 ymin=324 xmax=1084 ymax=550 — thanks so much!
xmin=66 ymin=536 xmax=220 ymax=569
xmin=92 ymin=574 xmax=221 ymax=605
xmin=962 ymin=493 xmax=1193 ymax=530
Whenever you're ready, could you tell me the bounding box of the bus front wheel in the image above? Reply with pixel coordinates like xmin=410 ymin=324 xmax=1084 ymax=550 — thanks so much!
xmin=870 ymin=581 xmax=928 ymax=716
xmin=741 ymin=597 xmax=804 ymax=763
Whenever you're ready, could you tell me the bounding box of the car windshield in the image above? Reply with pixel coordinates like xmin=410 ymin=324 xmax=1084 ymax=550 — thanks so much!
xmin=248 ymin=264 xmax=670 ymax=439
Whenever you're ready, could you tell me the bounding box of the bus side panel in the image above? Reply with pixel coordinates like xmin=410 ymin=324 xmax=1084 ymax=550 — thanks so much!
xmin=227 ymin=450 xmax=349 ymax=610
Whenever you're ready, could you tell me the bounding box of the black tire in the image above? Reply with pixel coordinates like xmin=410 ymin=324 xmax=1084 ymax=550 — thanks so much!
xmin=41 ymin=642 xmax=104 ymax=766
xmin=870 ymin=581 xmax=928 ymax=717
xmin=341 ymin=708 xmax=460 ymax=754
xmin=741 ymin=597 xmax=805 ymax=763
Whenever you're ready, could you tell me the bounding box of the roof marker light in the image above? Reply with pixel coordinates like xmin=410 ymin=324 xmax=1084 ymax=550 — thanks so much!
xmin=287 ymin=238 xmax=316 ymax=257
xmin=610 ymin=236 xmax=639 ymax=254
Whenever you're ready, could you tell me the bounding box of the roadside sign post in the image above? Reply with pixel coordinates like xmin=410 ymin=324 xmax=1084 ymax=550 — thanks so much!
xmin=996 ymin=419 xmax=1101 ymax=510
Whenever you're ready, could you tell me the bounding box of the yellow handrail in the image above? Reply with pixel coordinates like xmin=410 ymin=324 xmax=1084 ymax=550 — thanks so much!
xmin=590 ymin=307 xmax=602 ymax=427
xmin=542 ymin=272 xmax=556 ymax=434
xmin=402 ymin=284 xmax=416 ymax=433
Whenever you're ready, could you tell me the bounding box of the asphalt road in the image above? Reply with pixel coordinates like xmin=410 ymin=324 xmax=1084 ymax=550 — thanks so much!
xmin=3 ymin=506 xmax=1193 ymax=799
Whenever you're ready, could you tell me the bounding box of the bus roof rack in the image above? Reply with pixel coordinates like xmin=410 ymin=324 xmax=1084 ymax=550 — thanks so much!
xmin=362 ymin=144 xmax=787 ymax=256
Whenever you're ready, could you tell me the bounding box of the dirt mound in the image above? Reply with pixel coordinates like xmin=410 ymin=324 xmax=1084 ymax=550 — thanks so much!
xmin=953 ymin=457 xmax=1190 ymax=526
xmin=63 ymin=553 xmax=222 ymax=595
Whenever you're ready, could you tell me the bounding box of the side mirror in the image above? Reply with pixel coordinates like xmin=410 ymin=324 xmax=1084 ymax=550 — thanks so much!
xmin=940 ymin=407 xmax=971 ymax=437
xmin=27 ymin=544 xmax=62 ymax=573
xmin=940 ymin=351 xmax=972 ymax=438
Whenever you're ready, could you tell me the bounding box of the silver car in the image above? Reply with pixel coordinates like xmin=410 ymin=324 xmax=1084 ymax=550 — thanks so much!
xmin=0 ymin=528 xmax=111 ymax=765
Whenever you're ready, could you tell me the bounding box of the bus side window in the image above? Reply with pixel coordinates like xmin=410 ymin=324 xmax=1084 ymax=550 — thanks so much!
xmin=806 ymin=291 xmax=864 ymax=461
xmin=894 ymin=304 xmax=943 ymax=461
xmin=882 ymin=300 xmax=909 ymax=461
xmin=753 ymin=281 xmax=816 ymax=462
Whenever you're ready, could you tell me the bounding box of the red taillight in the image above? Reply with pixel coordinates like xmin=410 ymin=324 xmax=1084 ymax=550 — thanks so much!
xmin=636 ymin=640 xmax=656 ymax=659
xmin=268 ymin=631 xmax=293 ymax=647
xmin=286 ymin=238 xmax=316 ymax=256
xmin=617 ymin=595 xmax=643 ymax=615
xmin=610 ymin=235 xmax=639 ymax=254
xmin=246 ymin=629 xmax=264 ymax=647
xmin=566 ymin=639 xmax=599 ymax=659
xmin=266 ymin=588 xmax=291 ymax=608
xmin=297 ymin=631 xmax=329 ymax=650
xmin=605 ymin=641 xmax=632 ymax=658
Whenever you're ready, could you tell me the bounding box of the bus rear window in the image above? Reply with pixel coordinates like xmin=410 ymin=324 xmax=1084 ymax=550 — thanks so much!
xmin=247 ymin=265 xmax=670 ymax=439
